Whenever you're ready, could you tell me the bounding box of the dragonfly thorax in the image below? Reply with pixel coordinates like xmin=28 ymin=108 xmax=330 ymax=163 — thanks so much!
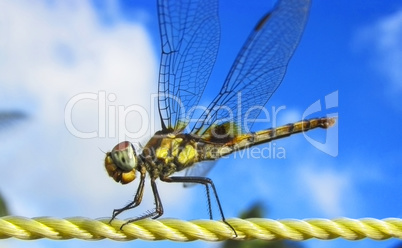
xmin=105 ymin=141 xmax=138 ymax=184
xmin=141 ymin=132 xmax=200 ymax=178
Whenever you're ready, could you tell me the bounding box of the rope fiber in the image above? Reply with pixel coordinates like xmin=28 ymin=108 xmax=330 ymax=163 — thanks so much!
xmin=1 ymin=216 xmax=402 ymax=241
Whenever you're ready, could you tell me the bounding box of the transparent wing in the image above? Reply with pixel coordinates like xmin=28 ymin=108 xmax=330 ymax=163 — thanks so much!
xmin=157 ymin=0 xmax=220 ymax=131
xmin=191 ymin=0 xmax=311 ymax=136
xmin=183 ymin=160 xmax=216 ymax=187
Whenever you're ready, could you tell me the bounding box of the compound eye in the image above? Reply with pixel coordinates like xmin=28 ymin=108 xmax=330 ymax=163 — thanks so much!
xmin=110 ymin=141 xmax=137 ymax=172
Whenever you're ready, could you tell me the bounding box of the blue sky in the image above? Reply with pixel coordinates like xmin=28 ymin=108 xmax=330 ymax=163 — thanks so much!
xmin=1 ymin=0 xmax=402 ymax=248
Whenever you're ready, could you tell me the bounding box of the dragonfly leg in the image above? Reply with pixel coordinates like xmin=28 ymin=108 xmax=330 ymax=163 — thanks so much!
xmin=205 ymin=185 xmax=213 ymax=219
xmin=119 ymin=179 xmax=164 ymax=229
xmin=150 ymin=179 xmax=164 ymax=219
xmin=161 ymin=176 xmax=237 ymax=237
xmin=110 ymin=168 xmax=146 ymax=224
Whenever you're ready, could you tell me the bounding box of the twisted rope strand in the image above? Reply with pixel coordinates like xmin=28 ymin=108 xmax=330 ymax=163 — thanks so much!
xmin=1 ymin=216 xmax=401 ymax=241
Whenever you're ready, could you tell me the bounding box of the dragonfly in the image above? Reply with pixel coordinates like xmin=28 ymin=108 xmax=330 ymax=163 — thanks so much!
xmin=104 ymin=0 xmax=335 ymax=233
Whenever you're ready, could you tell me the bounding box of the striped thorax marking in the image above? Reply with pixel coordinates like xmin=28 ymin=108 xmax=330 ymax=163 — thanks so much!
xmin=149 ymin=133 xmax=199 ymax=175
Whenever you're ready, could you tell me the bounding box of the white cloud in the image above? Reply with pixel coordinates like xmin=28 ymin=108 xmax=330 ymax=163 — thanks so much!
xmin=298 ymin=165 xmax=352 ymax=217
xmin=0 ymin=0 xmax=191 ymax=226
xmin=355 ymin=9 xmax=402 ymax=96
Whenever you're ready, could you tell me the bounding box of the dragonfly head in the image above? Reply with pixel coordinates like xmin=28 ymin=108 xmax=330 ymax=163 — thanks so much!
xmin=104 ymin=141 xmax=138 ymax=184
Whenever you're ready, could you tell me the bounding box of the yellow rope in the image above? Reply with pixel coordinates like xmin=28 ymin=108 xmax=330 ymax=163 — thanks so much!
xmin=0 ymin=216 xmax=401 ymax=241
